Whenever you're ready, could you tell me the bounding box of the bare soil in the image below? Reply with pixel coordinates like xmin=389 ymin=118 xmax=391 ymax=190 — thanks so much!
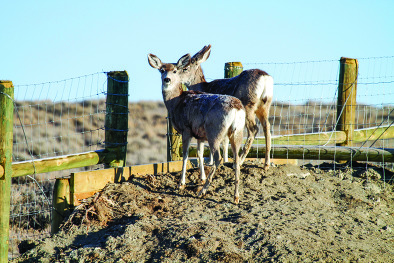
xmin=12 ymin=161 xmax=394 ymax=262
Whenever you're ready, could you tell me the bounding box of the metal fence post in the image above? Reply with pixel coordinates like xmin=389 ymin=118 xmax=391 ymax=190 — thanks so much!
xmin=0 ymin=81 xmax=14 ymax=263
xmin=336 ymin=57 xmax=358 ymax=148
xmin=105 ymin=71 xmax=129 ymax=167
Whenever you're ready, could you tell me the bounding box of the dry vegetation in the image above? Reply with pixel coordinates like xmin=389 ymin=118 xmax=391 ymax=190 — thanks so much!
xmin=12 ymin=100 xmax=392 ymax=165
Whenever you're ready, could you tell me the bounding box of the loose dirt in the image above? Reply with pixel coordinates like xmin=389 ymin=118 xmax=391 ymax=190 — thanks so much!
xmin=13 ymin=161 xmax=394 ymax=262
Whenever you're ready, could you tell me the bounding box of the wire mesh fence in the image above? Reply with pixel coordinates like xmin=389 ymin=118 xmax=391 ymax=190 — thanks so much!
xmin=244 ymin=56 xmax=394 ymax=175
xmin=9 ymin=72 xmax=108 ymax=259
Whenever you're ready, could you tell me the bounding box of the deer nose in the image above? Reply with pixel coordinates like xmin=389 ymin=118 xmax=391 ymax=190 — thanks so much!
xmin=164 ymin=78 xmax=171 ymax=83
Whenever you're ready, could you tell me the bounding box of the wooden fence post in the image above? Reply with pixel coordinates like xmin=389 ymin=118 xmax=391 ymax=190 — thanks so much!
xmin=105 ymin=71 xmax=129 ymax=167
xmin=167 ymin=118 xmax=182 ymax=161
xmin=51 ymin=177 xmax=70 ymax=234
xmin=225 ymin=62 xmax=243 ymax=78
xmin=166 ymin=84 xmax=186 ymax=161
xmin=336 ymin=57 xmax=358 ymax=148
xmin=0 ymin=81 xmax=14 ymax=263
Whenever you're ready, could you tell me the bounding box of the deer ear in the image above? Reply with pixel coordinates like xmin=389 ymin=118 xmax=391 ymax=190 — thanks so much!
xmin=148 ymin=54 xmax=162 ymax=69
xmin=177 ymin=54 xmax=191 ymax=69
xmin=191 ymin=45 xmax=211 ymax=65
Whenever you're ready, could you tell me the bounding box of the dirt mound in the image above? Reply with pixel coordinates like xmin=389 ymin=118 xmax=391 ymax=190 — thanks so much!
xmin=13 ymin=162 xmax=394 ymax=262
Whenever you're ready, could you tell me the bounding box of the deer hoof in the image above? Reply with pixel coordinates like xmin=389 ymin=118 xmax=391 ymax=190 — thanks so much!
xmin=234 ymin=197 xmax=239 ymax=204
xmin=264 ymin=164 xmax=270 ymax=171
xmin=198 ymin=189 xmax=206 ymax=198
xmin=178 ymin=184 xmax=186 ymax=190
xmin=195 ymin=185 xmax=204 ymax=193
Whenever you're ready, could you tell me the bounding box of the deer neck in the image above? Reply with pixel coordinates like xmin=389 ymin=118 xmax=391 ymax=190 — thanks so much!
xmin=162 ymin=84 xmax=183 ymax=112
xmin=185 ymin=66 xmax=206 ymax=91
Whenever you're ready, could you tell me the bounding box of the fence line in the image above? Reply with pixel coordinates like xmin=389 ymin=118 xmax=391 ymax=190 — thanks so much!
xmin=2 ymin=71 xmax=129 ymax=261
xmin=184 ymin=56 xmax=394 ymax=171
xmin=244 ymin=56 xmax=394 ymax=143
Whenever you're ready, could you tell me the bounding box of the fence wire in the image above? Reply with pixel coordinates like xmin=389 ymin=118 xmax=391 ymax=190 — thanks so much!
xmin=244 ymin=56 xmax=394 ymax=177
xmin=9 ymin=72 xmax=108 ymax=259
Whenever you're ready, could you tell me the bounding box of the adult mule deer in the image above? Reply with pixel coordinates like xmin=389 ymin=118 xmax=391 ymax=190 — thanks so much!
xmin=180 ymin=45 xmax=273 ymax=170
xmin=148 ymin=52 xmax=246 ymax=204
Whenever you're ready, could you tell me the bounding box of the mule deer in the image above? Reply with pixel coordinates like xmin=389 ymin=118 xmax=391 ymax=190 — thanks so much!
xmin=148 ymin=52 xmax=246 ymax=204
xmin=180 ymin=45 xmax=273 ymax=170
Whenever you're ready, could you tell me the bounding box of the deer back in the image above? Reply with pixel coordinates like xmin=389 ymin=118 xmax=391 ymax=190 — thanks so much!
xmin=191 ymin=69 xmax=273 ymax=106
xmin=170 ymin=91 xmax=243 ymax=140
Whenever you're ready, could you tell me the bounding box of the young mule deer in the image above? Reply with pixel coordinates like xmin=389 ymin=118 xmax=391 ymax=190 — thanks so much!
xmin=180 ymin=45 xmax=273 ymax=170
xmin=148 ymin=52 xmax=246 ymax=204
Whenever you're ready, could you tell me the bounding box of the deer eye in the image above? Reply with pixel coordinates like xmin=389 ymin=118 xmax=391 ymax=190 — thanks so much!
xmin=159 ymin=69 xmax=165 ymax=73
xmin=173 ymin=70 xmax=177 ymax=74
xmin=183 ymin=67 xmax=189 ymax=72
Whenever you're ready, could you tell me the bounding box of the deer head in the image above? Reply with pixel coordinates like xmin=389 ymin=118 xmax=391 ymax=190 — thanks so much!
xmin=148 ymin=45 xmax=211 ymax=88
xmin=148 ymin=53 xmax=192 ymax=90
xmin=176 ymin=45 xmax=212 ymax=86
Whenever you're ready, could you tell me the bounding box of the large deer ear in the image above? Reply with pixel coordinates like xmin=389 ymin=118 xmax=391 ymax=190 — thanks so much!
xmin=191 ymin=44 xmax=211 ymax=64
xmin=177 ymin=54 xmax=191 ymax=69
xmin=148 ymin=54 xmax=162 ymax=69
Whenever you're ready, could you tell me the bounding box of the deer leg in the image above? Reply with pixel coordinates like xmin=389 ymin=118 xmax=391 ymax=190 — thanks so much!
xmin=197 ymin=139 xmax=206 ymax=183
xmin=257 ymin=105 xmax=272 ymax=170
xmin=198 ymin=143 xmax=221 ymax=198
xmin=222 ymin=136 xmax=229 ymax=163
xmin=208 ymin=149 xmax=214 ymax=165
xmin=179 ymin=135 xmax=191 ymax=190
xmin=229 ymin=131 xmax=242 ymax=204
xmin=240 ymin=112 xmax=259 ymax=165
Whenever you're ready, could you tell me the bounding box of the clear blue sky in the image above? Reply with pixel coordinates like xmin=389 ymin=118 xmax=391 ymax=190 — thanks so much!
xmin=1 ymin=0 xmax=393 ymax=103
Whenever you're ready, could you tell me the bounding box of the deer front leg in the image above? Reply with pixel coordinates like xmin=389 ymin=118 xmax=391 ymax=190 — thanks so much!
xmin=197 ymin=139 xmax=206 ymax=183
xmin=179 ymin=135 xmax=191 ymax=190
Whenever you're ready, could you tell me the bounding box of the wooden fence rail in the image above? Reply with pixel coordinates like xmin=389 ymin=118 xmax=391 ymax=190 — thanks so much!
xmin=187 ymin=145 xmax=394 ymax=163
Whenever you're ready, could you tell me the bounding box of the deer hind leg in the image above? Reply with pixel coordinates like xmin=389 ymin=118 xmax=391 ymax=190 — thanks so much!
xmin=240 ymin=109 xmax=259 ymax=165
xmin=229 ymin=128 xmax=242 ymax=204
xmin=198 ymin=141 xmax=221 ymax=198
xmin=256 ymin=103 xmax=272 ymax=170
xmin=197 ymin=139 xmax=206 ymax=183
xmin=207 ymin=144 xmax=214 ymax=165
xmin=208 ymin=137 xmax=228 ymax=165
xmin=179 ymin=135 xmax=192 ymax=190
xmin=222 ymin=136 xmax=229 ymax=163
